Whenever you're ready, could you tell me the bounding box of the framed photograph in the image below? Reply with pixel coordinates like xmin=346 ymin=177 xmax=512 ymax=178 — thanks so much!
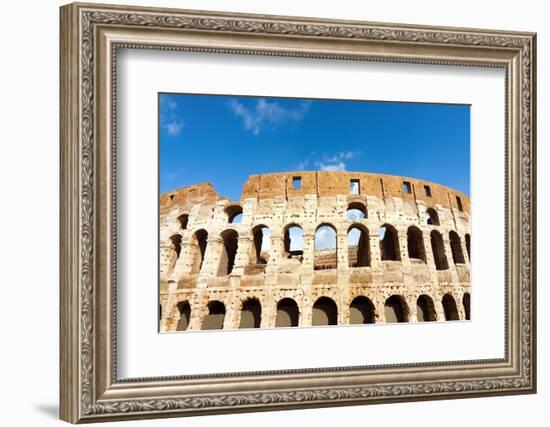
xmin=60 ymin=2 xmax=537 ymax=423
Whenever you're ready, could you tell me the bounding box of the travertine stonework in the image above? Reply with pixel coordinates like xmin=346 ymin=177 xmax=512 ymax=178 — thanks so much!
xmin=159 ymin=171 xmax=471 ymax=332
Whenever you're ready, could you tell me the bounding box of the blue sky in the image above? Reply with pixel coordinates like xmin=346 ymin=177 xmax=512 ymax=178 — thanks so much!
xmin=159 ymin=93 xmax=470 ymax=201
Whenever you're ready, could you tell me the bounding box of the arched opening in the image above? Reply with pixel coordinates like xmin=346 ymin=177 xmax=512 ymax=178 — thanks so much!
xmin=283 ymin=224 xmax=304 ymax=261
xmin=167 ymin=234 xmax=182 ymax=274
xmin=348 ymin=225 xmax=370 ymax=267
xmin=426 ymin=208 xmax=440 ymax=226
xmin=314 ymin=224 xmax=337 ymax=270
xmin=463 ymin=293 xmax=471 ymax=320
xmin=430 ymin=230 xmax=448 ymax=270
xmin=346 ymin=202 xmax=367 ymax=220
xmin=176 ymin=301 xmax=191 ymax=331
xmin=225 ymin=204 xmax=243 ymax=224
xmin=465 ymin=234 xmax=471 ymax=260
xmin=416 ymin=295 xmax=437 ymax=321
xmin=217 ymin=229 xmax=239 ymax=276
xmin=384 ymin=295 xmax=409 ymax=323
xmin=442 ymin=294 xmax=459 ymax=321
xmin=177 ymin=213 xmax=189 ymax=230
xmin=407 ymin=226 xmax=426 ymax=262
xmin=349 ymin=296 xmax=375 ymax=324
xmin=191 ymin=229 xmax=208 ymax=274
xmin=379 ymin=224 xmax=400 ymax=261
xmin=239 ymin=298 xmax=261 ymax=329
xmin=251 ymin=225 xmax=270 ymax=265
xmin=201 ymin=300 xmax=226 ymax=330
xmin=275 ymin=298 xmax=299 ymax=327
xmin=449 ymin=231 xmax=465 ymax=264
xmin=312 ymin=297 xmax=338 ymax=326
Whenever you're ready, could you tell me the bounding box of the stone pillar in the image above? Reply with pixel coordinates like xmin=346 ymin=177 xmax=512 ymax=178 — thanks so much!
xmin=159 ymin=242 xmax=175 ymax=279
xmin=375 ymin=299 xmax=386 ymax=324
xmin=224 ymin=296 xmax=240 ymax=330
xmin=266 ymin=235 xmax=283 ymax=273
xmin=261 ymin=300 xmax=276 ymax=329
xmin=434 ymin=294 xmax=446 ymax=321
xmin=232 ymin=236 xmax=252 ymax=277
xmin=339 ymin=300 xmax=350 ymax=325
xmin=406 ymin=296 xmax=418 ymax=323
xmin=337 ymin=233 xmax=349 ymax=270
xmin=442 ymin=235 xmax=459 ymax=283
xmin=398 ymin=227 xmax=410 ymax=267
xmin=199 ymin=237 xmax=223 ymax=278
xmin=423 ymin=230 xmax=437 ymax=270
xmin=456 ymin=293 xmax=466 ymax=320
xmin=369 ymin=234 xmax=382 ymax=270
xmin=460 ymin=236 xmax=471 ymax=267
xmin=170 ymin=242 xmax=195 ymax=280
xmin=188 ymin=294 xmax=206 ymax=330
xmin=302 ymin=233 xmax=315 ymax=269
xmin=300 ymin=301 xmax=313 ymax=327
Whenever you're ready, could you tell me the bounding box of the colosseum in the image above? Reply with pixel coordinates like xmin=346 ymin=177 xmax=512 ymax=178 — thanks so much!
xmin=159 ymin=171 xmax=471 ymax=332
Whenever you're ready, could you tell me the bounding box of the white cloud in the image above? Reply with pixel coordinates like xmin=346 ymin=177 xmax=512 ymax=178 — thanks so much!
xmin=160 ymin=96 xmax=185 ymax=137
xmin=318 ymin=161 xmax=346 ymax=172
xmin=229 ymin=98 xmax=310 ymax=135
xmin=164 ymin=120 xmax=185 ymax=136
xmin=314 ymin=150 xmax=360 ymax=172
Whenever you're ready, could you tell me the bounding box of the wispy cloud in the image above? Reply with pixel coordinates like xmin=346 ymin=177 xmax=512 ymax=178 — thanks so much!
xmin=164 ymin=168 xmax=184 ymax=181
xmin=229 ymin=98 xmax=311 ymax=135
xmin=160 ymin=96 xmax=186 ymax=137
xmin=295 ymin=150 xmax=360 ymax=172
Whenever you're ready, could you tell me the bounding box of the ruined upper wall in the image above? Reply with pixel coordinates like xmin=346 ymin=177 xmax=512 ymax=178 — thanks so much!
xmin=160 ymin=172 xmax=470 ymax=214
xmin=159 ymin=182 xmax=223 ymax=215
xmin=242 ymin=171 xmax=470 ymax=213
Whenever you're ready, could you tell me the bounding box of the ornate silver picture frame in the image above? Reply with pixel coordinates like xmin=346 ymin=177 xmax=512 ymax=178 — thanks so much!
xmin=60 ymin=2 xmax=536 ymax=423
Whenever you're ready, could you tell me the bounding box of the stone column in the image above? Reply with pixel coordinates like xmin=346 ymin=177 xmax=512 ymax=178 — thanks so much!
xmin=159 ymin=242 xmax=175 ymax=279
xmin=231 ymin=236 xmax=252 ymax=278
xmin=423 ymin=230 xmax=437 ymax=270
xmin=398 ymin=227 xmax=410 ymax=267
xmin=434 ymin=294 xmax=446 ymax=321
xmin=460 ymin=236 xmax=471 ymax=267
xmin=261 ymin=300 xmax=276 ymax=329
xmin=188 ymin=293 xmax=206 ymax=330
xmin=375 ymin=299 xmax=386 ymax=324
xmin=170 ymin=242 xmax=195 ymax=280
xmin=223 ymin=295 xmax=240 ymax=330
xmin=456 ymin=294 xmax=466 ymax=320
xmin=337 ymin=233 xmax=349 ymax=271
xmin=302 ymin=233 xmax=315 ymax=270
xmin=406 ymin=295 xmax=418 ymax=323
xmin=339 ymin=300 xmax=350 ymax=325
xmin=369 ymin=234 xmax=382 ymax=271
xmin=442 ymin=235 xmax=459 ymax=283
xmin=300 ymin=301 xmax=313 ymax=327
xmin=199 ymin=237 xmax=223 ymax=279
xmin=266 ymin=235 xmax=283 ymax=273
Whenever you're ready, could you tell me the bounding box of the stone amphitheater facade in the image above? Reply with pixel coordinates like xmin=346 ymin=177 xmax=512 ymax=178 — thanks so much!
xmin=159 ymin=171 xmax=471 ymax=332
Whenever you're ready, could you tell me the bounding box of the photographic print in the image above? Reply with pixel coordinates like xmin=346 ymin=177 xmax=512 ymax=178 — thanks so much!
xmin=158 ymin=94 xmax=471 ymax=332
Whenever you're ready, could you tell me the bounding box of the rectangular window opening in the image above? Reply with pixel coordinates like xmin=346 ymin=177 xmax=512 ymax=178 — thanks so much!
xmin=456 ymin=196 xmax=463 ymax=211
xmin=293 ymin=176 xmax=302 ymax=190
xmin=403 ymin=181 xmax=412 ymax=194
xmin=424 ymin=185 xmax=432 ymax=197
xmin=350 ymin=179 xmax=360 ymax=195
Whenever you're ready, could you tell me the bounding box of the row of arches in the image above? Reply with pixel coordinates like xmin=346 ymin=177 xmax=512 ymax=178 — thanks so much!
xmin=174 ymin=204 xmax=445 ymax=230
xmin=165 ymin=222 xmax=470 ymax=277
xmin=170 ymin=293 xmax=471 ymax=331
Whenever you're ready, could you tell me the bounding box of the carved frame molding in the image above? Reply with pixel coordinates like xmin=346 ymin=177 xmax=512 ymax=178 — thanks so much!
xmin=60 ymin=2 xmax=536 ymax=423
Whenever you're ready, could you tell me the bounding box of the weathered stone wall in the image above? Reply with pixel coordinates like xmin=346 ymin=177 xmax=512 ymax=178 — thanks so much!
xmin=159 ymin=171 xmax=471 ymax=332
